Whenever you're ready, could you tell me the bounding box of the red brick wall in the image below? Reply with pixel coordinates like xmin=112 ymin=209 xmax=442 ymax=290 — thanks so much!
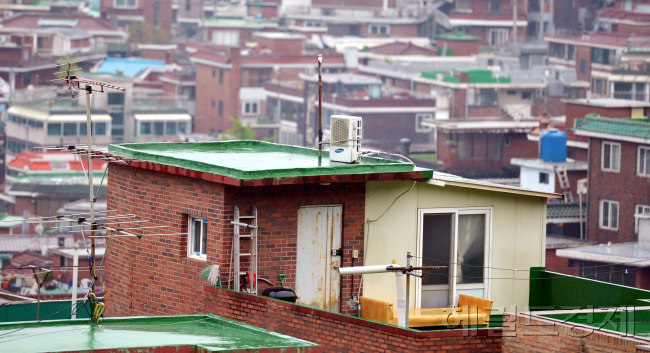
xmin=205 ymin=286 xmax=503 ymax=352
xmin=194 ymin=49 xmax=240 ymax=134
xmin=105 ymin=163 xmax=366 ymax=317
xmin=575 ymin=45 xmax=592 ymax=82
xmin=586 ymin=138 xmax=649 ymax=243
xmin=362 ymin=112 xmax=435 ymax=151
xmin=257 ymin=38 xmax=303 ymax=56
xmin=437 ymin=131 xmax=535 ymax=172
xmin=437 ymin=39 xmax=481 ymax=56
xmin=503 ymin=133 xmax=538 ymax=165
xmin=613 ymin=23 xmax=650 ymax=37
xmin=502 ymin=312 xmax=650 ymax=352
xmin=566 ymin=103 xmax=640 ymax=130
xmin=544 ymin=249 xmax=580 ymax=277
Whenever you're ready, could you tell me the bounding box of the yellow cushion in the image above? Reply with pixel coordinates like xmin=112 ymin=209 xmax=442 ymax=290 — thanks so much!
xmin=361 ymin=294 xmax=493 ymax=328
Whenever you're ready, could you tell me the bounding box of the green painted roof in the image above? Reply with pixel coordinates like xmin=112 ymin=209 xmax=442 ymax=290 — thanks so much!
xmin=420 ymin=68 xmax=510 ymax=84
xmin=0 ymin=215 xmax=24 ymax=228
xmin=575 ymin=116 xmax=650 ymax=139
xmin=108 ymin=140 xmax=433 ymax=181
xmin=0 ymin=314 xmax=318 ymax=352
xmin=435 ymin=32 xmax=481 ymax=41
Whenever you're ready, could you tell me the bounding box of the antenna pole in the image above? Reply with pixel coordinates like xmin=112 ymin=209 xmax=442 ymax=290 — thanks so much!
xmin=84 ymin=84 xmax=98 ymax=302
xmin=318 ymin=54 xmax=323 ymax=167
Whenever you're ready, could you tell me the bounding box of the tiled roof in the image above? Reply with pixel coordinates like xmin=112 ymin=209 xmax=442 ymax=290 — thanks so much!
xmin=575 ymin=116 xmax=650 ymax=140
xmin=547 ymin=202 xmax=586 ymax=220
xmin=0 ymin=13 xmax=114 ymax=31
xmin=368 ymin=41 xmax=438 ymax=56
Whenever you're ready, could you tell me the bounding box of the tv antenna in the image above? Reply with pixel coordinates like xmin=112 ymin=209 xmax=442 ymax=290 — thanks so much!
xmin=54 ymin=61 xmax=126 ymax=306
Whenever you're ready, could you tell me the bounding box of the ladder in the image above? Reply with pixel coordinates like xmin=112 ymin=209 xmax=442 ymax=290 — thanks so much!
xmin=555 ymin=167 xmax=573 ymax=203
xmin=231 ymin=206 xmax=259 ymax=293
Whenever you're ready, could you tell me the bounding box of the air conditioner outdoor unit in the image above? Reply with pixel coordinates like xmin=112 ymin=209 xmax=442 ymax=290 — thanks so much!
xmin=329 ymin=115 xmax=362 ymax=163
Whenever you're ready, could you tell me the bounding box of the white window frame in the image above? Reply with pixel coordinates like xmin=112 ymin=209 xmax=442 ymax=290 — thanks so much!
xmin=369 ymin=24 xmax=389 ymax=36
xmin=600 ymin=200 xmax=619 ymax=230
xmin=242 ymin=101 xmax=259 ymax=116
xmin=638 ymin=146 xmax=650 ymax=177
xmin=636 ymin=205 xmax=650 ymax=234
xmin=487 ymin=29 xmax=508 ymax=46
xmin=114 ymin=0 xmax=137 ymax=9
xmin=415 ymin=113 xmax=433 ymax=133
xmin=187 ymin=216 xmax=208 ymax=260
xmin=601 ymin=142 xmax=621 ymax=172
xmin=416 ymin=207 xmax=492 ymax=309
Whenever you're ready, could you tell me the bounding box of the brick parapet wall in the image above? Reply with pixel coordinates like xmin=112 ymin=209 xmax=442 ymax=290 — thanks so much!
xmin=204 ymin=286 xmax=503 ymax=353
xmin=502 ymin=312 xmax=650 ymax=352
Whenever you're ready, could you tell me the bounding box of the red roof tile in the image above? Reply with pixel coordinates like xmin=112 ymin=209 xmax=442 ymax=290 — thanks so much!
xmin=369 ymin=41 xmax=438 ymax=56
xmin=1 ymin=13 xmax=114 ymax=31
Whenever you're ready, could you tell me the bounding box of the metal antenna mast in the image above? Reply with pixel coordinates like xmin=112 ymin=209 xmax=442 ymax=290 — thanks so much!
xmin=56 ymin=62 xmax=126 ymax=304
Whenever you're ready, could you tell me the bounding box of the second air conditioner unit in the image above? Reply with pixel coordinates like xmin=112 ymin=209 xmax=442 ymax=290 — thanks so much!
xmin=329 ymin=115 xmax=362 ymax=163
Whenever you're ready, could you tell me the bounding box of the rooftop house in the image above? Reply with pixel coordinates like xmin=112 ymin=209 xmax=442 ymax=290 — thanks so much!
xmin=100 ymin=138 xmax=558 ymax=351
xmin=200 ymin=18 xmax=279 ymax=46
xmin=511 ymin=130 xmax=588 ymax=203
xmin=281 ymin=0 xmax=436 ymax=39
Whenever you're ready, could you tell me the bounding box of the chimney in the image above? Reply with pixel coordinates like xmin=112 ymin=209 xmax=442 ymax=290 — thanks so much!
xmin=400 ymin=138 xmax=411 ymax=157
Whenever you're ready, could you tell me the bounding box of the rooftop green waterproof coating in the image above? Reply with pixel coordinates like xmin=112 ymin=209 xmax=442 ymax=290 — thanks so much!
xmin=108 ymin=140 xmax=433 ymax=180
xmin=0 ymin=314 xmax=318 ymax=352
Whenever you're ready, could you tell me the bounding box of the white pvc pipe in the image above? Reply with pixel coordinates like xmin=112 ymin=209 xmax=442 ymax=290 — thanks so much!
xmin=395 ymin=270 xmax=406 ymax=328
xmin=336 ymin=264 xmax=399 ymax=275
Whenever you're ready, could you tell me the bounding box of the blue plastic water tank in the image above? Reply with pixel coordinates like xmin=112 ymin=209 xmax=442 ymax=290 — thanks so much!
xmin=540 ymin=130 xmax=567 ymax=162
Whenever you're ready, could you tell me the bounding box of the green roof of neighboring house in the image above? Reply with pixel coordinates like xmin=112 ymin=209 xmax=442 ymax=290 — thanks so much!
xmin=575 ymin=116 xmax=650 ymax=141
xmin=0 ymin=215 xmax=24 ymax=228
xmin=108 ymin=140 xmax=433 ymax=185
xmin=435 ymin=33 xmax=481 ymax=42
xmin=420 ymin=68 xmax=510 ymax=84
xmin=0 ymin=314 xmax=319 ymax=352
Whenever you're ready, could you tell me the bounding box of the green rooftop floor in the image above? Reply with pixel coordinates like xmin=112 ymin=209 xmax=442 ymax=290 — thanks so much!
xmin=0 ymin=314 xmax=318 ymax=352
xmin=108 ymin=140 xmax=433 ymax=181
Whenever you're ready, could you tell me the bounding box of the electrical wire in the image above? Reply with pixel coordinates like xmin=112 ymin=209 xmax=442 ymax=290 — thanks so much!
xmin=416 ymin=255 xmax=650 ymax=274
xmin=357 ymin=180 xmax=418 ymax=300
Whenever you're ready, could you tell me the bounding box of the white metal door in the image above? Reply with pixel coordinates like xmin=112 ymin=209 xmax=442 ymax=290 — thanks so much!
xmin=296 ymin=205 xmax=342 ymax=312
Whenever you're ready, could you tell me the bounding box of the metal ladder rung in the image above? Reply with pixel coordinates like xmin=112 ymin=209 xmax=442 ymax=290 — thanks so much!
xmin=232 ymin=206 xmax=258 ymax=294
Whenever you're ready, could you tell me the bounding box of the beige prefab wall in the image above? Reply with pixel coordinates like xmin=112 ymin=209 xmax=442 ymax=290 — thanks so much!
xmin=363 ymin=180 xmax=547 ymax=312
